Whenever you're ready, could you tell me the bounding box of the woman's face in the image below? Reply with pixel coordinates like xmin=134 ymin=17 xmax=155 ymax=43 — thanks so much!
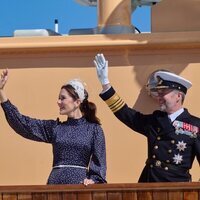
xmin=57 ymin=88 xmax=81 ymax=116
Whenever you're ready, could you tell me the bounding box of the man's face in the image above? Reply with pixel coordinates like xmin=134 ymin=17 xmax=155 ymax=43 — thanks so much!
xmin=150 ymin=88 xmax=182 ymax=113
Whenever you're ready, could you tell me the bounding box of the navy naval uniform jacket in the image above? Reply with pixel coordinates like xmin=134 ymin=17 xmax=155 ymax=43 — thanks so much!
xmin=100 ymin=87 xmax=200 ymax=182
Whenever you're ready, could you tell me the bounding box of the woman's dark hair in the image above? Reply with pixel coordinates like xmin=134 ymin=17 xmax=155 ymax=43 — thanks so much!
xmin=61 ymin=85 xmax=101 ymax=125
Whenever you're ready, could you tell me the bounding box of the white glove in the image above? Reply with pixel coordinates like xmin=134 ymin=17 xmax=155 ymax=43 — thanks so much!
xmin=93 ymin=53 xmax=110 ymax=85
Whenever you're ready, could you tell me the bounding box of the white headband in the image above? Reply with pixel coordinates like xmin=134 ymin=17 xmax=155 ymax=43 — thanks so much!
xmin=66 ymin=79 xmax=86 ymax=102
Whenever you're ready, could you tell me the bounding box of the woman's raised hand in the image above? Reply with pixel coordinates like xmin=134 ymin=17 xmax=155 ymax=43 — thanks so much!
xmin=0 ymin=69 xmax=8 ymax=90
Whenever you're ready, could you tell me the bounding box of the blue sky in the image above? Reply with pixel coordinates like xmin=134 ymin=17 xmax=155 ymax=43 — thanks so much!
xmin=0 ymin=0 xmax=151 ymax=37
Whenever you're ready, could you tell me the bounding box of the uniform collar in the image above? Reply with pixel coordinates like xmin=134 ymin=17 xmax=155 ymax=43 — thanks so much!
xmin=168 ymin=108 xmax=184 ymax=123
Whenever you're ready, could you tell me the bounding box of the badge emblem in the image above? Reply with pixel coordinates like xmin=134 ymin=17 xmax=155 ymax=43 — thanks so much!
xmin=172 ymin=120 xmax=199 ymax=138
xmin=173 ymin=153 xmax=183 ymax=164
xmin=176 ymin=141 xmax=187 ymax=152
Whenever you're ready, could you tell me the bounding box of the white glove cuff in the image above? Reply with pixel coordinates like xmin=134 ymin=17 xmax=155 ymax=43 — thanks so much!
xmin=101 ymin=79 xmax=110 ymax=85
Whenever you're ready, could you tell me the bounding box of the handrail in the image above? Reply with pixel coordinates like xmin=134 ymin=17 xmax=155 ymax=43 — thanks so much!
xmin=0 ymin=182 xmax=200 ymax=193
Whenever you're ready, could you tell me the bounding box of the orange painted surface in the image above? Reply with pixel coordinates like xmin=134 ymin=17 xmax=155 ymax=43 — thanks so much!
xmin=0 ymin=33 xmax=199 ymax=185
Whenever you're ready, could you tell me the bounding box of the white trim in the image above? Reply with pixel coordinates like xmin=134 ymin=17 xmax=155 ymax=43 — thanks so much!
xmin=53 ymin=164 xmax=87 ymax=169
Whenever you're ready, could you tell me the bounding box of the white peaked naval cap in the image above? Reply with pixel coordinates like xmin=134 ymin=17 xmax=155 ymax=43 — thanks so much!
xmin=147 ymin=70 xmax=192 ymax=94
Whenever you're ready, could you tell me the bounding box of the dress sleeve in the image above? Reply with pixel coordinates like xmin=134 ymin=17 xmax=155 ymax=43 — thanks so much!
xmin=87 ymin=124 xmax=107 ymax=183
xmin=1 ymin=100 xmax=57 ymax=143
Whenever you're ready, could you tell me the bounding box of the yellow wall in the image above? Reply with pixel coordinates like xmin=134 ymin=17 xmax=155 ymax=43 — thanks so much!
xmin=0 ymin=33 xmax=200 ymax=185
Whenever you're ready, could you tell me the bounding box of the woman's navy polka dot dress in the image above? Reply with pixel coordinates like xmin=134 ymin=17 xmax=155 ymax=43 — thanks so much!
xmin=1 ymin=100 xmax=106 ymax=184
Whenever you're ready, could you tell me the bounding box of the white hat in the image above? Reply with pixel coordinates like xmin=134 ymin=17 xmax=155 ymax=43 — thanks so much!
xmin=66 ymin=79 xmax=86 ymax=102
xmin=146 ymin=70 xmax=192 ymax=94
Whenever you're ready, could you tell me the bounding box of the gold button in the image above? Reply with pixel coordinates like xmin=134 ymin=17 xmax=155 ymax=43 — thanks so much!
xmin=155 ymin=160 xmax=161 ymax=167
xmin=154 ymin=145 xmax=158 ymax=149
xmin=166 ymin=160 xmax=170 ymax=163
xmin=171 ymin=140 xmax=175 ymax=144
xmin=165 ymin=167 xmax=169 ymax=171
xmin=157 ymin=136 xmax=161 ymax=140
xmin=152 ymin=155 xmax=156 ymax=159
xmin=157 ymin=128 xmax=161 ymax=132
xmin=150 ymin=164 xmax=153 ymax=168
xmin=168 ymin=149 xmax=172 ymax=153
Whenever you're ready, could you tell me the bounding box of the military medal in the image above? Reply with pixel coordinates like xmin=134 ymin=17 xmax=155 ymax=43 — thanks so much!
xmin=176 ymin=141 xmax=187 ymax=152
xmin=172 ymin=120 xmax=199 ymax=138
xmin=173 ymin=153 xmax=183 ymax=164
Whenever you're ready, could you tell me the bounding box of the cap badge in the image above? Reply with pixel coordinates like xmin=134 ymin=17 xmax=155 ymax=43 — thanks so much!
xmin=157 ymin=79 xmax=163 ymax=86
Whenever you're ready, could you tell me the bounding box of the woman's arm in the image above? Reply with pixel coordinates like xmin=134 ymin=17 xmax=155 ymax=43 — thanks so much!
xmin=0 ymin=69 xmax=56 ymax=143
xmin=0 ymin=69 xmax=8 ymax=103
xmin=87 ymin=124 xmax=107 ymax=183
